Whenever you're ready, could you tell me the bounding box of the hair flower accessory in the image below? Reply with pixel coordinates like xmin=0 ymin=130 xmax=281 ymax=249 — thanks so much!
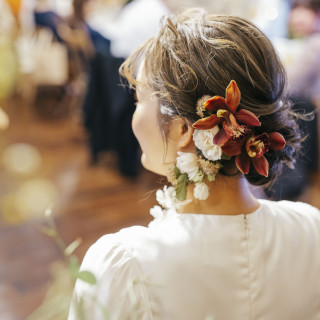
xmin=166 ymin=152 xmax=222 ymax=201
xmin=193 ymin=127 xmax=222 ymax=161
xmin=235 ymin=132 xmax=286 ymax=177
xmin=149 ymin=186 xmax=179 ymax=225
xmin=191 ymin=80 xmax=287 ymax=180
xmin=193 ymin=80 xmax=261 ymax=146
xmin=158 ymin=80 xmax=287 ymax=207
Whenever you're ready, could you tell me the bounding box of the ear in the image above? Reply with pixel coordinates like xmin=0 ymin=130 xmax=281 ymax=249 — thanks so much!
xmin=169 ymin=117 xmax=195 ymax=150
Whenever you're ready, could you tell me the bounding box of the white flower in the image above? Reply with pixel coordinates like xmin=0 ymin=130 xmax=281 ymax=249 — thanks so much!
xmin=190 ymin=169 xmax=204 ymax=183
xmin=150 ymin=205 xmax=164 ymax=219
xmin=176 ymin=152 xmax=198 ymax=180
xmin=193 ymin=182 xmax=209 ymax=200
xmin=193 ymin=127 xmax=222 ymax=161
xmin=156 ymin=185 xmax=177 ymax=210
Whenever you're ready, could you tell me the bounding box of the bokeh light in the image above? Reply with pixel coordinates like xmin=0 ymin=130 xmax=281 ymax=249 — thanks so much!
xmin=2 ymin=143 xmax=42 ymax=176
xmin=1 ymin=178 xmax=58 ymax=223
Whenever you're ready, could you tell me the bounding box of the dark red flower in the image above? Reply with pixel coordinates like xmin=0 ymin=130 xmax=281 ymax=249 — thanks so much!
xmin=193 ymin=80 xmax=261 ymax=145
xmin=235 ymin=132 xmax=286 ymax=177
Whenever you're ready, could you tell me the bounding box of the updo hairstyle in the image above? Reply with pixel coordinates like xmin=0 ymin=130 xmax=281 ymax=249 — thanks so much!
xmin=120 ymin=9 xmax=302 ymax=187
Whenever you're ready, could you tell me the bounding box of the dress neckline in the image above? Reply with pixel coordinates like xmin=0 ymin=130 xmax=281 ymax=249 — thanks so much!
xmin=175 ymin=199 xmax=265 ymax=218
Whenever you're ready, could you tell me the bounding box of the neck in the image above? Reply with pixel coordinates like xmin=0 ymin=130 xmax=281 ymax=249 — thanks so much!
xmin=179 ymin=174 xmax=260 ymax=215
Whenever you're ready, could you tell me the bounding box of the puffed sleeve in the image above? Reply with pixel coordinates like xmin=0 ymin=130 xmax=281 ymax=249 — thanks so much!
xmin=68 ymin=234 xmax=153 ymax=320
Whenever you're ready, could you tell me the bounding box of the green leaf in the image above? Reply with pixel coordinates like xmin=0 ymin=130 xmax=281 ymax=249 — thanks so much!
xmin=207 ymin=174 xmax=216 ymax=182
xmin=77 ymin=271 xmax=97 ymax=285
xmin=175 ymin=174 xmax=188 ymax=201
xmin=192 ymin=169 xmax=204 ymax=183
xmin=174 ymin=166 xmax=181 ymax=178
xmin=64 ymin=238 xmax=82 ymax=256
xmin=40 ymin=226 xmax=56 ymax=238
xmin=69 ymin=255 xmax=80 ymax=278
xmin=221 ymin=153 xmax=232 ymax=160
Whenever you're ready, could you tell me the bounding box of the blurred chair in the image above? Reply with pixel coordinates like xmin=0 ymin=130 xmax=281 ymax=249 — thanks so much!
xmin=32 ymin=1 xmax=111 ymax=118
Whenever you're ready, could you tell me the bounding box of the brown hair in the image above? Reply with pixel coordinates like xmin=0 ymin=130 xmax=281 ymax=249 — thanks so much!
xmin=120 ymin=9 xmax=302 ymax=187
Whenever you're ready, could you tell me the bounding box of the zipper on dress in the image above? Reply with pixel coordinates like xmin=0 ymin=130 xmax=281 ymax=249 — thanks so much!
xmin=243 ymin=213 xmax=252 ymax=319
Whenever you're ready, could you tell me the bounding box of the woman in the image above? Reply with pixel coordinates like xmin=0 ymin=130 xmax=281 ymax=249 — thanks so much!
xmin=69 ymin=10 xmax=320 ymax=320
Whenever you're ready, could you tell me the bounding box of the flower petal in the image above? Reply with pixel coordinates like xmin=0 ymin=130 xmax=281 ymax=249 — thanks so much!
xmin=235 ymin=152 xmax=250 ymax=174
xmin=235 ymin=109 xmax=261 ymax=127
xmin=193 ymin=114 xmax=221 ymax=130
xmin=221 ymin=140 xmax=243 ymax=156
xmin=252 ymin=156 xmax=269 ymax=177
xmin=268 ymin=132 xmax=286 ymax=150
xmin=222 ymin=114 xmax=246 ymax=140
xmin=205 ymin=96 xmax=228 ymax=111
xmin=213 ymin=128 xmax=229 ymax=145
xmin=225 ymin=80 xmax=241 ymax=114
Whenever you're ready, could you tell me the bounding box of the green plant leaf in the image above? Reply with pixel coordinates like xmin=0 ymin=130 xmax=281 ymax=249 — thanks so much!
xmin=175 ymin=174 xmax=188 ymax=201
xmin=192 ymin=169 xmax=204 ymax=183
xmin=174 ymin=166 xmax=181 ymax=178
xmin=69 ymin=255 xmax=80 ymax=278
xmin=40 ymin=226 xmax=56 ymax=238
xmin=65 ymin=238 xmax=82 ymax=256
xmin=77 ymin=271 xmax=97 ymax=285
xmin=207 ymin=174 xmax=216 ymax=182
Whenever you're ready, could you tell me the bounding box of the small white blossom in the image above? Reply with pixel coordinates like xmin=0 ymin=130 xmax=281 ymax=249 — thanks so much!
xmin=189 ymin=169 xmax=204 ymax=183
xmin=150 ymin=205 xmax=164 ymax=219
xmin=176 ymin=152 xmax=199 ymax=181
xmin=196 ymin=95 xmax=211 ymax=118
xmin=156 ymin=186 xmax=177 ymax=210
xmin=193 ymin=182 xmax=209 ymax=200
xmin=193 ymin=127 xmax=222 ymax=161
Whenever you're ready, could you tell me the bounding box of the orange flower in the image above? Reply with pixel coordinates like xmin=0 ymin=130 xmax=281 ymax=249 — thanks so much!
xmin=235 ymin=132 xmax=286 ymax=177
xmin=193 ymin=80 xmax=261 ymax=146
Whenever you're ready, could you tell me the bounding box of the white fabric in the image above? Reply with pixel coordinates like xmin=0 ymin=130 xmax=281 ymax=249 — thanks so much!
xmin=69 ymin=200 xmax=320 ymax=320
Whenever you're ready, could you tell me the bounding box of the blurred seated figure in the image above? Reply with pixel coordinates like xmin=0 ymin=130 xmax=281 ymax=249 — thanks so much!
xmin=267 ymin=0 xmax=320 ymax=201
xmin=34 ymin=0 xmax=110 ymax=79
xmin=34 ymin=0 xmax=64 ymax=42
xmin=32 ymin=0 xmax=111 ymax=118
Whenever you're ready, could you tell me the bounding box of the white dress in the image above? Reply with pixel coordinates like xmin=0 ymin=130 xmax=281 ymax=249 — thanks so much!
xmin=69 ymin=200 xmax=320 ymax=320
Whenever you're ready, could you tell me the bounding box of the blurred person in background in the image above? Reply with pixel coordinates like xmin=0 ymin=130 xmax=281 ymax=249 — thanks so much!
xmin=81 ymin=0 xmax=169 ymax=176
xmin=34 ymin=0 xmax=110 ymax=81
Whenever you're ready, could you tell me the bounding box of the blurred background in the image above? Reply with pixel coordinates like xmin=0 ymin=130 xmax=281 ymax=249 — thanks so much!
xmin=0 ymin=0 xmax=319 ymax=319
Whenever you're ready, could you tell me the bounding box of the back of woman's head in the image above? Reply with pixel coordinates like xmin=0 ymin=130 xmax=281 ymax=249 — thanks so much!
xmin=121 ymin=9 xmax=302 ymax=188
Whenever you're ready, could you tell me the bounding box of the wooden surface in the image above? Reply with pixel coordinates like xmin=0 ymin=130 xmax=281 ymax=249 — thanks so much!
xmin=0 ymin=98 xmax=160 ymax=320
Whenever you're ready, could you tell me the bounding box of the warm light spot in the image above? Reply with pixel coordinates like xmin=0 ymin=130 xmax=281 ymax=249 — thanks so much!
xmin=2 ymin=143 xmax=42 ymax=175
xmin=16 ymin=179 xmax=58 ymax=217
xmin=1 ymin=178 xmax=58 ymax=223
